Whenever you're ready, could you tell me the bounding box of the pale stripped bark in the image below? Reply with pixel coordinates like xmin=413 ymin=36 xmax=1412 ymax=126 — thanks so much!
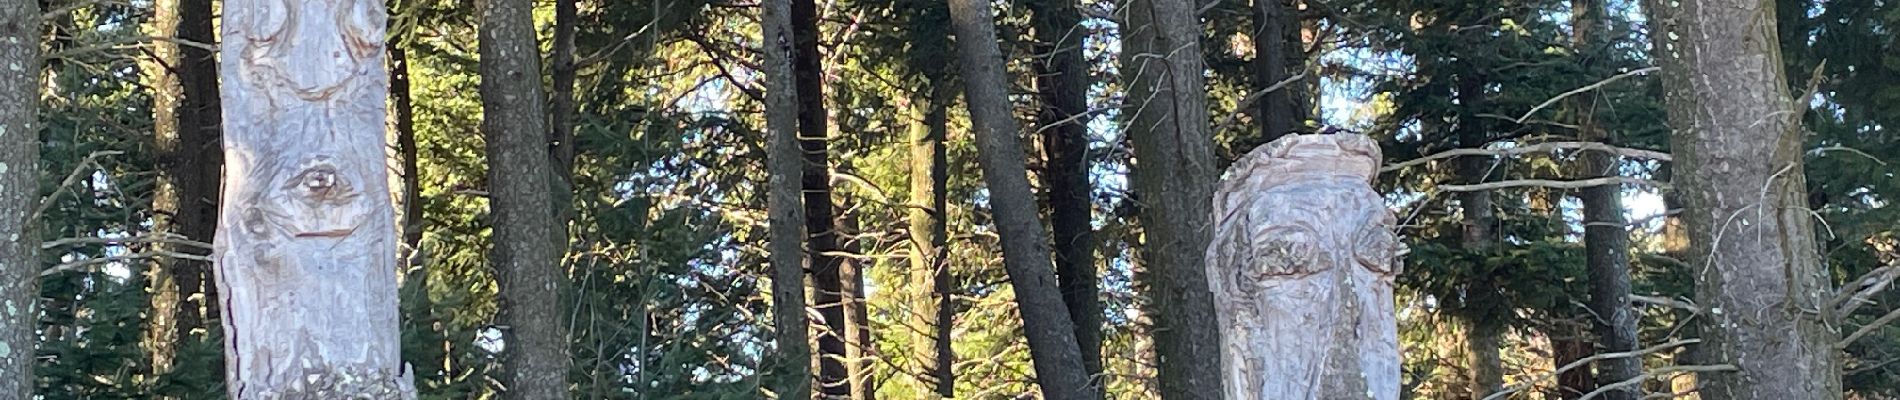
xmin=213 ymin=0 xmax=416 ymax=396
xmin=1207 ymin=134 xmax=1401 ymax=400
xmin=1644 ymin=0 xmax=1841 ymax=398
xmin=761 ymin=0 xmax=815 ymax=395
xmin=0 ymin=1 xmax=43 ymax=397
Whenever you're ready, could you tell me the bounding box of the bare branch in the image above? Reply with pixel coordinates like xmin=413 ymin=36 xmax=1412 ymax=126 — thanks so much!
xmin=1483 ymin=339 xmax=1700 ymax=400
xmin=1579 ymin=365 xmax=1736 ymax=400
xmin=42 ymin=233 xmax=212 ymax=250
xmin=1383 ymin=141 xmax=1671 ymax=173
xmin=40 ymin=250 xmax=213 ymax=277
xmin=1438 ymin=177 xmax=1667 ymax=192
xmin=31 ymin=150 xmax=123 ymax=222
xmin=45 ymin=35 xmax=218 ymax=60
xmin=1508 ymin=67 xmax=1659 ymax=124
xmin=1837 ymin=305 xmax=1900 ymax=350
xmin=1630 ymin=294 xmax=1701 ymax=313
xmin=1828 ymin=260 xmax=1899 ymax=320
xmin=1210 ymin=73 xmax=1307 ymax=135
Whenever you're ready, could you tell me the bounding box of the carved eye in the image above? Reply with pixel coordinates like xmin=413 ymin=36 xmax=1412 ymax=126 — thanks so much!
xmin=1249 ymin=227 xmax=1317 ymax=278
xmin=1352 ymin=213 xmax=1402 ymax=275
xmin=284 ymin=157 xmax=356 ymax=202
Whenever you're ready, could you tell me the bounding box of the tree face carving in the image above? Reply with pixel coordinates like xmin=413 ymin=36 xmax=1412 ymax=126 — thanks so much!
xmin=1207 ymin=134 xmax=1401 ymax=400
xmin=237 ymin=0 xmax=385 ymax=102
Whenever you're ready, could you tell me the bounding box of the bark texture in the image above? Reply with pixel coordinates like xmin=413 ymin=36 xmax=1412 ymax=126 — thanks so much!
xmin=1569 ymin=0 xmax=1638 ymax=398
xmin=1645 ymin=0 xmax=1842 ymax=398
xmin=1119 ymin=0 xmax=1224 ymax=397
xmin=788 ymin=0 xmax=851 ymax=394
xmin=908 ymin=85 xmax=955 ymax=399
xmin=945 ymin=0 xmax=1096 ymax=397
xmin=1027 ymin=0 xmax=1102 ymax=386
xmin=1251 ymin=0 xmax=1306 ymax=142
xmin=1207 ymin=135 xmax=1401 ymax=400
xmin=761 ymin=0 xmax=815 ymax=394
xmin=477 ymin=0 xmax=572 ymax=397
xmin=1454 ymin=39 xmax=1503 ymax=398
xmin=214 ymin=0 xmax=416 ymax=396
xmin=0 ymin=1 xmax=42 ymax=397
xmin=144 ymin=0 xmax=224 ymax=375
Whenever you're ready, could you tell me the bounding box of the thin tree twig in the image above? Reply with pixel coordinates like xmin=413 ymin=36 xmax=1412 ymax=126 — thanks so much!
xmin=30 ymin=150 xmax=123 ymax=222
xmin=1630 ymin=294 xmax=1700 ymax=313
xmin=1438 ymin=177 xmax=1666 ymax=192
xmin=1578 ymin=365 xmax=1735 ymax=400
xmin=1383 ymin=141 xmax=1671 ymax=173
xmin=1210 ymin=73 xmax=1307 ymax=135
xmin=1483 ymin=339 xmax=1700 ymax=400
xmin=40 ymin=250 xmax=213 ymax=277
xmin=1828 ymin=260 xmax=1899 ymax=320
xmin=1838 ymin=305 xmax=1900 ymax=350
xmin=1509 ymin=67 xmax=1659 ymax=124
xmin=42 ymin=233 xmax=212 ymax=250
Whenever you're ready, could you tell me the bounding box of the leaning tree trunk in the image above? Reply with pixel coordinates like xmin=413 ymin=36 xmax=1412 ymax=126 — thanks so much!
xmin=1119 ymin=0 xmax=1225 ymax=397
xmin=1026 ymin=0 xmax=1102 ymax=386
xmin=144 ymin=0 xmax=223 ymax=376
xmin=1207 ymin=134 xmax=1401 ymax=400
xmin=476 ymin=0 xmax=573 ymax=397
xmin=1644 ymin=0 xmax=1842 ymax=398
xmin=944 ymin=0 xmax=1097 ymax=397
xmin=761 ymin=0 xmax=815 ymax=394
xmin=0 ymin=1 xmax=43 ymax=397
xmin=213 ymin=0 xmax=416 ymax=396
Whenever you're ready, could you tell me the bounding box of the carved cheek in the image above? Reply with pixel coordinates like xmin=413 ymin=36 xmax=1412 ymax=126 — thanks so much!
xmin=245 ymin=0 xmax=292 ymax=42
xmin=337 ymin=0 xmax=386 ymax=60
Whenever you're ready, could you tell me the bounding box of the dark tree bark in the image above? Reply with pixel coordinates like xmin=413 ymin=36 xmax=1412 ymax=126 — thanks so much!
xmin=788 ymin=0 xmax=851 ymax=395
xmin=1026 ymin=0 xmax=1102 ymax=387
xmin=1118 ymin=0 xmax=1223 ymax=397
xmin=761 ymin=0 xmax=814 ymax=394
xmin=839 ymin=197 xmax=875 ymax=400
xmin=1644 ymin=0 xmax=1842 ymax=398
xmin=144 ymin=0 xmax=224 ymax=377
xmin=1251 ymin=0 xmax=1306 ymax=142
xmin=1569 ymin=1 xmax=1638 ymax=398
xmin=944 ymin=0 xmax=1097 ymax=397
xmin=0 ymin=1 xmax=42 ymax=396
xmin=478 ymin=0 xmax=573 ymax=396
xmin=1451 ymin=14 xmax=1503 ymax=394
xmin=907 ymin=88 xmax=955 ymax=398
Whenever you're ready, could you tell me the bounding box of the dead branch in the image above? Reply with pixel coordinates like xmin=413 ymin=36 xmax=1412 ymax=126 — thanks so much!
xmin=1509 ymin=67 xmax=1660 ymax=124
xmin=1210 ymin=73 xmax=1307 ymax=135
xmin=42 ymin=232 xmax=212 ymax=250
xmin=1837 ymin=305 xmax=1900 ymax=350
xmin=1828 ymin=260 xmax=1899 ymax=320
xmin=39 ymin=250 xmax=212 ymax=277
xmin=1438 ymin=177 xmax=1667 ymax=192
xmin=1483 ymin=339 xmax=1700 ymax=400
xmin=30 ymin=150 xmax=123 ymax=222
xmin=1630 ymin=294 xmax=1701 ymax=313
xmin=1579 ymin=365 xmax=1735 ymax=400
xmin=1383 ymin=141 xmax=1671 ymax=173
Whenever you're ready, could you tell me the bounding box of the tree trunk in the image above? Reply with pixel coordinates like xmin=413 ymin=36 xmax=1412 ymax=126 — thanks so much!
xmin=213 ymin=0 xmax=417 ymax=396
xmin=761 ymin=0 xmax=814 ymax=394
xmin=1568 ymin=1 xmax=1639 ymax=398
xmin=0 ymin=1 xmax=42 ymax=396
xmin=1644 ymin=0 xmax=1842 ymax=398
xmin=908 ymin=85 xmax=955 ymax=399
xmin=144 ymin=0 xmax=224 ymax=378
xmin=477 ymin=0 xmax=572 ymax=396
xmin=944 ymin=0 xmax=1096 ymax=398
xmin=788 ymin=0 xmax=851 ymax=395
xmin=1454 ymin=41 xmax=1503 ymax=398
xmin=1551 ymin=334 xmax=1597 ymax=399
xmin=1251 ymin=0 xmax=1306 ymax=142
xmin=839 ymin=198 xmax=875 ymax=400
xmin=388 ymin=5 xmax=424 ymax=278
xmin=1118 ymin=0 xmax=1224 ymax=397
xmin=1207 ymin=135 xmax=1402 ymax=400
xmin=1027 ymin=0 xmax=1102 ymax=388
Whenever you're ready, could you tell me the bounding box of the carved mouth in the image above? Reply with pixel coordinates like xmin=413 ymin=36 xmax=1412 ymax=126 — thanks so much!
xmin=295 ymin=230 xmax=353 ymax=238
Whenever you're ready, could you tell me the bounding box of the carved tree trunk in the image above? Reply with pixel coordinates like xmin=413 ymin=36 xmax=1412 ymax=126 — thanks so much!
xmin=1027 ymin=0 xmax=1102 ymax=386
xmin=761 ymin=0 xmax=815 ymax=394
xmin=1645 ymin=0 xmax=1842 ymax=398
xmin=144 ymin=0 xmax=223 ymax=376
xmin=213 ymin=0 xmax=416 ymax=396
xmin=1119 ymin=0 xmax=1225 ymax=396
xmin=944 ymin=0 xmax=1096 ymax=397
xmin=0 ymin=1 xmax=42 ymax=397
xmin=1207 ymin=134 xmax=1401 ymax=400
xmin=476 ymin=0 xmax=573 ymax=397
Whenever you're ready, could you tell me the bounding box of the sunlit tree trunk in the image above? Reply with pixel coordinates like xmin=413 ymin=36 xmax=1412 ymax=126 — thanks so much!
xmin=908 ymin=84 xmax=955 ymax=399
xmin=1027 ymin=0 xmax=1102 ymax=387
xmin=213 ymin=0 xmax=416 ymax=396
xmin=1645 ymin=0 xmax=1842 ymax=398
xmin=1119 ymin=0 xmax=1224 ymax=396
xmin=0 ymin=1 xmax=43 ymax=397
xmin=945 ymin=0 xmax=1097 ymax=397
xmin=839 ymin=196 xmax=875 ymax=400
xmin=143 ymin=0 xmax=224 ymax=378
xmin=761 ymin=0 xmax=815 ymax=394
xmin=786 ymin=0 xmax=852 ymax=394
xmin=476 ymin=0 xmax=573 ymax=396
